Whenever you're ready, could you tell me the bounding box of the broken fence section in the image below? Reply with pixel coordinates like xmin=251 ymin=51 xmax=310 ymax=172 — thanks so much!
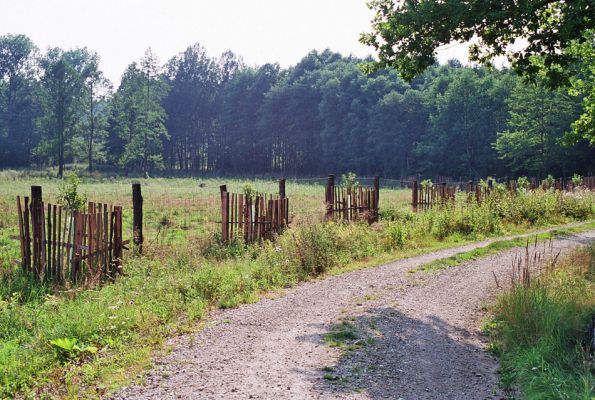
xmin=219 ymin=187 xmax=289 ymax=243
xmin=411 ymin=181 xmax=458 ymax=211
xmin=16 ymin=197 xmax=127 ymax=284
xmin=412 ymin=176 xmax=595 ymax=211
xmin=325 ymin=175 xmax=379 ymax=223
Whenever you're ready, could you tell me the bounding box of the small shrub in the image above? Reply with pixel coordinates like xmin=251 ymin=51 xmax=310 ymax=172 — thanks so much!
xmin=571 ymin=173 xmax=583 ymax=187
xmin=50 ymin=337 xmax=97 ymax=363
xmin=421 ymin=179 xmax=433 ymax=190
xmin=383 ymin=221 xmax=409 ymax=250
xmin=57 ymin=172 xmax=87 ymax=210
xmin=200 ymin=234 xmax=248 ymax=260
xmin=292 ymin=223 xmax=338 ymax=276
xmin=559 ymin=192 xmax=593 ymax=220
xmin=242 ymin=183 xmax=256 ymax=199
xmin=517 ymin=176 xmax=530 ymax=191
xmin=340 ymin=172 xmax=359 ymax=190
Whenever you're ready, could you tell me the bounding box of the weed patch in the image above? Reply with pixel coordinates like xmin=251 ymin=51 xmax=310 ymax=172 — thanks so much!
xmin=488 ymin=245 xmax=595 ymax=399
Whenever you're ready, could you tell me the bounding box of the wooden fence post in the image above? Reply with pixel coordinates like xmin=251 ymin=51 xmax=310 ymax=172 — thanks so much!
xmin=326 ymin=174 xmax=335 ymax=219
xmin=373 ymin=176 xmax=379 ymax=222
xmin=279 ymin=178 xmax=286 ymax=199
xmin=30 ymin=185 xmax=43 ymax=279
xmin=412 ymin=180 xmax=418 ymax=212
xmin=220 ymin=185 xmax=229 ymax=243
xmin=31 ymin=185 xmax=42 ymax=203
xmin=113 ymin=206 xmax=123 ymax=274
xmin=279 ymin=178 xmax=288 ymax=225
xmin=132 ymin=183 xmax=143 ymax=254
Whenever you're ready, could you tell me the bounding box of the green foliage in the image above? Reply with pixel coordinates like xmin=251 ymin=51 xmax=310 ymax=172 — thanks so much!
xmin=340 ymin=172 xmax=359 ymax=190
xmin=242 ymin=183 xmax=255 ymax=199
xmin=545 ymin=174 xmax=555 ymax=188
xmin=559 ymin=191 xmax=593 ymax=220
xmin=36 ymin=47 xmax=100 ymax=177
xmin=2 ymin=34 xmax=594 ymax=178
xmin=572 ymin=174 xmax=583 ymax=187
xmin=564 ymin=31 xmax=595 ymax=145
xmin=323 ymin=321 xmax=360 ymax=349
xmin=290 ymin=223 xmax=341 ymax=276
xmin=420 ymin=179 xmax=433 ymax=190
xmin=383 ymin=221 xmax=409 ymax=250
xmin=50 ymin=337 xmax=98 ymax=362
xmin=109 ymin=49 xmax=169 ymax=177
xmin=361 ymin=0 xmax=593 ymax=87
xmin=361 ymin=1 xmax=594 ymax=143
xmin=0 ymin=34 xmax=38 ymax=169
xmin=494 ymin=81 xmax=579 ymax=176
xmin=489 ymin=246 xmax=595 ymax=399
xmin=517 ymin=176 xmax=530 ymax=190
xmin=57 ymin=172 xmax=87 ymax=210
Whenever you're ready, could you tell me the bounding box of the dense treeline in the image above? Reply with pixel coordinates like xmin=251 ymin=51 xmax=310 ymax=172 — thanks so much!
xmin=0 ymin=34 xmax=593 ymax=178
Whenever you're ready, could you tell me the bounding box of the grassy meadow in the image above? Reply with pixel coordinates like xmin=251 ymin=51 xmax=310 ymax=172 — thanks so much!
xmin=0 ymin=172 xmax=411 ymax=267
xmin=0 ymin=171 xmax=593 ymax=398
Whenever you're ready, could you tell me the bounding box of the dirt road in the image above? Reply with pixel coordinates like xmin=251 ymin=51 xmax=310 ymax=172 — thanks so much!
xmin=113 ymin=227 xmax=595 ymax=399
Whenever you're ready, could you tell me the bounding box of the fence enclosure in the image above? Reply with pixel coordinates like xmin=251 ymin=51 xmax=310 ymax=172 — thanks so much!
xmin=412 ymin=176 xmax=595 ymax=211
xmin=219 ymin=184 xmax=289 ymax=243
xmin=16 ymin=193 xmax=125 ymax=284
xmin=325 ymin=175 xmax=379 ymax=223
xmin=411 ymin=181 xmax=458 ymax=211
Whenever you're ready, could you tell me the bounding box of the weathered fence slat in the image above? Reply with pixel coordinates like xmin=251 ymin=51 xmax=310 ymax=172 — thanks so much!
xmin=325 ymin=175 xmax=379 ymax=223
xmin=15 ymin=193 xmax=126 ymax=284
xmin=411 ymin=175 xmax=595 ymax=211
xmin=219 ymin=186 xmax=289 ymax=244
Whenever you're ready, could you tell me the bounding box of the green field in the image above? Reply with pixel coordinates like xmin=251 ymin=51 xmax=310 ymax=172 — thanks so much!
xmin=0 ymin=172 xmax=593 ymax=398
xmin=0 ymin=174 xmax=411 ymax=267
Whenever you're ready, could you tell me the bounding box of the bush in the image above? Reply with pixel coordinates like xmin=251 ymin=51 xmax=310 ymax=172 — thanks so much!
xmin=290 ymin=223 xmax=340 ymax=276
xmin=559 ymin=191 xmax=594 ymax=220
xmin=383 ymin=221 xmax=409 ymax=250
xmin=510 ymin=190 xmax=560 ymax=225
xmin=57 ymin=172 xmax=87 ymax=210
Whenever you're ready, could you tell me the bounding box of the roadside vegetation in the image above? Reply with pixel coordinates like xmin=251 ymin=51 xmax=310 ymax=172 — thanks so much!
xmin=486 ymin=245 xmax=595 ymax=399
xmin=409 ymin=224 xmax=595 ymax=274
xmin=0 ymin=174 xmax=593 ymax=398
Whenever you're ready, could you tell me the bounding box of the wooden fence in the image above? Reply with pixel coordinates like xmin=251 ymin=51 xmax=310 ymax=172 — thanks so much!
xmin=219 ymin=184 xmax=289 ymax=243
xmin=411 ymin=181 xmax=458 ymax=211
xmin=325 ymin=175 xmax=379 ymax=223
xmin=15 ymin=194 xmax=126 ymax=283
xmin=412 ymin=176 xmax=595 ymax=211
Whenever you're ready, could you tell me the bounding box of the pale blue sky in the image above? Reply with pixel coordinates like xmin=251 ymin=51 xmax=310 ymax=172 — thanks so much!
xmin=0 ymin=0 xmax=471 ymax=84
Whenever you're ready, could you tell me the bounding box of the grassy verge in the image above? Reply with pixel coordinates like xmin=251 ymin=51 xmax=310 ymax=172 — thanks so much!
xmin=0 ymin=187 xmax=593 ymax=398
xmin=408 ymin=221 xmax=595 ymax=274
xmin=485 ymin=245 xmax=595 ymax=399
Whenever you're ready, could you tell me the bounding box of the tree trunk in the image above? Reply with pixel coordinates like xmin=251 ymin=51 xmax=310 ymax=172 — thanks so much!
xmin=58 ymin=109 xmax=64 ymax=178
xmin=88 ymin=81 xmax=94 ymax=172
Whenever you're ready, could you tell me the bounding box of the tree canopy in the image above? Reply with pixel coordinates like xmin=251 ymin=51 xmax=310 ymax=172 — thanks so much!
xmin=0 ymin=34 xmax=593 ymax=179
xmin=360 ymin=0 xmax=595 ymax=144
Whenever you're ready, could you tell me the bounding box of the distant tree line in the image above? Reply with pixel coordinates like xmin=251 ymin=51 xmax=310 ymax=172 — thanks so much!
xmin=0 ymin=34 xmax=592 ymax=178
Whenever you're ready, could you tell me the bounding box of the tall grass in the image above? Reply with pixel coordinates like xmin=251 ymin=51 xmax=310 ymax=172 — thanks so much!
xmin=488 ymin=245 xmax=595 ymax=399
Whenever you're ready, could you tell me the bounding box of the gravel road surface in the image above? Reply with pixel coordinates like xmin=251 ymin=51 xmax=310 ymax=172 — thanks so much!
xmin=113 ymin=226 xmax=595 ymax=400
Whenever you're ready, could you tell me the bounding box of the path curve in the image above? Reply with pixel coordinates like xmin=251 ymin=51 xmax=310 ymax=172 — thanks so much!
xmin=113 ymin=225 xmax=595 ymax=400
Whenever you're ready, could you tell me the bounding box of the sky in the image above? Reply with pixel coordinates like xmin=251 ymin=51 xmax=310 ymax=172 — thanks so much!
xmin=0 ymin=0 xmax=472 ymax=85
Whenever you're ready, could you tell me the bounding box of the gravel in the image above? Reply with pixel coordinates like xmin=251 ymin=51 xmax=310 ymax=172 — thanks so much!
xmin=113 ymin=226 xmax=595 ymax=400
